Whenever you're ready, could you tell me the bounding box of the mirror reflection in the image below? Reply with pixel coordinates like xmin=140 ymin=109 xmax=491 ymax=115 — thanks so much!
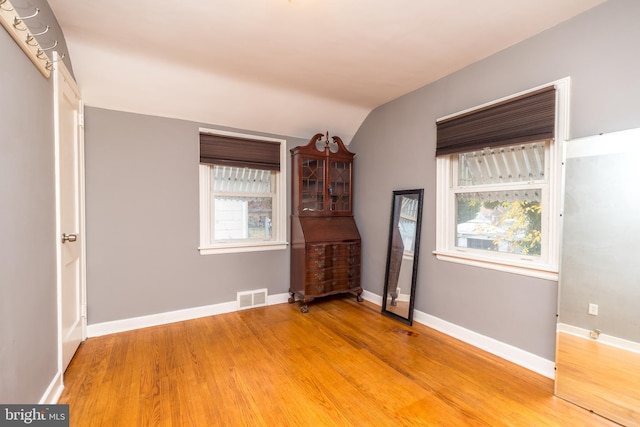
xmin=556 ymin=129 xmax=640 ymax=426
xmin=382 ymin=189 xmax=423 ymax=325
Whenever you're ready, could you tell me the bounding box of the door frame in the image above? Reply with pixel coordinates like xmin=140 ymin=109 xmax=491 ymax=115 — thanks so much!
xmin=53 ymin=51 xmax=87 ymax=386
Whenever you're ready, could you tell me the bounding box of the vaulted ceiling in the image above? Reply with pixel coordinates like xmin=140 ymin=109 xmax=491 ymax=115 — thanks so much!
xmin=48 ymin=0 xmax=605 ymax=143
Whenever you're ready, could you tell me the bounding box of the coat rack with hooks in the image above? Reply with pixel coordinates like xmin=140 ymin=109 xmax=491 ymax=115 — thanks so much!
xmin=0 ymin=0 xmax=64 ymax=77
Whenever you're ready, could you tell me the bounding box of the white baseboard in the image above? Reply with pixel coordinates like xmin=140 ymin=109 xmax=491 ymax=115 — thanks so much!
xmin=268 ymin=292 xmax=291 ymax=305
xmin=87 ymin=293 xmax=291 ymax=337
xmin=413 ymin=310 xmax=555 ymax=379
xmin=362 ymin=289 xmax=382 ymax=306
xmin=362 ymin=291 xmax=555 ymax=379
xmin=40 ymin=371 xmax=64 ymax=404
xmin=361 ymin=289 xmax=409 ymax=304
xmin=557 ymin=323 xmax=640 ymax=354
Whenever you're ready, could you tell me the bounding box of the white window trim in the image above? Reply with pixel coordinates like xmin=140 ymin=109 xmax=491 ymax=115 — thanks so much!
xmin=434 ymin=77 xmax=570 ymax=280
xmin=198 ymin=128 xmax=288 ymax=255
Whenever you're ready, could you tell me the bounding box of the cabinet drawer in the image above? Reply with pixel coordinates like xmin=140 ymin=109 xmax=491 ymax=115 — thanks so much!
xmin=307 ymin=244 xmax=327 ymax=257
xmin=305 ymin=269 xmax=328 ymax=284
xmin=307 ymin=243 xmax=360 ymax=261
xmin=305 ymin=267 xmax=360 ymax=291
xmin=308 ymin=241 xmax=359 ymax=252
xmin=302 ymin=240 xmax=361 ymax=296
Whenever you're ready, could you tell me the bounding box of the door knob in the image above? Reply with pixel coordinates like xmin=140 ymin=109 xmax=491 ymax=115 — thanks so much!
xmin=61 ymin=233 xmax=77 ymax=243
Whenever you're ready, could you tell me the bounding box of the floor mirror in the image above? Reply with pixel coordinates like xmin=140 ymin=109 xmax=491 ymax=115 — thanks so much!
xmin=382 ymin=189 xmax=423 ymax=325
xmin=555 ymin=128 xmax=640 ymax=426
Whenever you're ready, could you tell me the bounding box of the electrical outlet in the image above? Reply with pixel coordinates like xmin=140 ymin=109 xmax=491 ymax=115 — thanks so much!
xmin=588 ymin=303 xmax=599 ymax=316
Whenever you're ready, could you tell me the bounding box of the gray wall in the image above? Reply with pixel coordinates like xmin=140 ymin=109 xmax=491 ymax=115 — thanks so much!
xmin=561 ymin=147 xmax=640 ymax=342
xmin=0 ymin=0 xmax=70 ymax=403
xmin=349 ymin=0 xmax=640 ymax=361
xmin=84 ymin=108 xmax=307 ymax=324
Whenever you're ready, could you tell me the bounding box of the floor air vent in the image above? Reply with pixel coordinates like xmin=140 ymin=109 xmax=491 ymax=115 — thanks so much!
xmin=237 ymin=288 xmax=268 ymax=310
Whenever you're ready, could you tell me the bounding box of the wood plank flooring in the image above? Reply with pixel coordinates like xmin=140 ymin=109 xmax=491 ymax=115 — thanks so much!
xmin=59 ymin=296 xmax=617 ymax=426
xmin=555 ymin=332 xmax=640 ymax=426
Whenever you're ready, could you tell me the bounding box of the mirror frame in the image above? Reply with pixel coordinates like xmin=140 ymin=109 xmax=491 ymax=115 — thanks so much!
xmin=381 ymin=189 xmax=424 ymax=325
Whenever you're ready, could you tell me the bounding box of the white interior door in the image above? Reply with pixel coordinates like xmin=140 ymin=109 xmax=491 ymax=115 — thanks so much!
xmin=54 ymin=54 xmax=86 ymax=373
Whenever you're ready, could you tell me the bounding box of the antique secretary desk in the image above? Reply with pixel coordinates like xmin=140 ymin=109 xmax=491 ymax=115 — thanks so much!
xmin=289 ymin=133 xmax=363 ymax=312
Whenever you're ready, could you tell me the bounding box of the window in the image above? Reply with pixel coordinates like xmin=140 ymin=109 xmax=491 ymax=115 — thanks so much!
xmin=453 ymin=141 xmax=547 ymax=255
xmin=435 ymin=79 xmax=569 ymax=279
xmin=199 ymin=129 xmax=287 ymax=254
xmin=398 ymin=196 xmax=419 ymax=255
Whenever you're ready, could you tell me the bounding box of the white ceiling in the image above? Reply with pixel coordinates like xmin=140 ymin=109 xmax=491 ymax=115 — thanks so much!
xmin=48 ymin=0 xmax=605 ymax=143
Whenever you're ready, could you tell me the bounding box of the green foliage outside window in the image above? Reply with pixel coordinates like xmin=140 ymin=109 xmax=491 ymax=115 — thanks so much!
xmin=456 ymin=198 xmax=542 ymax=256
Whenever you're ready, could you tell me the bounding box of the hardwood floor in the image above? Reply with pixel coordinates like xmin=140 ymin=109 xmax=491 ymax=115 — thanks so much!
xmin=59 ymin=297 xmax=617 ymax=426
xmin=555 ymin=332 xmax=640 ymax=426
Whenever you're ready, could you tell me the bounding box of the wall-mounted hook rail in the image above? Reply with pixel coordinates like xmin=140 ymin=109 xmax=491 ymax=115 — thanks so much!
xmin=0 ymin=0 xmax=13 ymax=12
xmin=25 ymin=25 xmax=49 ymax=45
xmin=26 ymin=33 xmax=37 ymax=46
xmin=45 ymin=52 xmax=65 ymax=71
xmin=36 ymin=40 xmax=57 ymax=59
xmin=13 ymin=7 xmax=38 ymax=30
xmin=0 ymin=1 xmax=50 ymax=77
xmin=26 ymin=26 xmax=50 ymax=46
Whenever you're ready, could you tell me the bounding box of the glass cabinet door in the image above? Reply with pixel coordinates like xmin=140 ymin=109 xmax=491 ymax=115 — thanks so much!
xmin=301 ymin=158 xmax=325 ymax=212
xmin=329 ymin=160 xmax=352 ymax=212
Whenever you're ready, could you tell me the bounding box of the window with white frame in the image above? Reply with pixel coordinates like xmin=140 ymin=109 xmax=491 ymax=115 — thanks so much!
xmin=398 ymin=195 xmax=419 ymax=255
xmin=435 ymin=79 xmax=569 ymax=279
xmin=199 ymin=129 xmax=287 ymax=254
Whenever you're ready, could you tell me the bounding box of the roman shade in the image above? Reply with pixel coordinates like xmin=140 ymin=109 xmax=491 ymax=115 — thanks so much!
xmin=200 ymin=133 xmax=280 ymax=171
xmin=436 ymin=86 xmax=556 ymax=156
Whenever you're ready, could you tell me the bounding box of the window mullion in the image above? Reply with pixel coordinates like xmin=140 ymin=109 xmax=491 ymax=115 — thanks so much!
xmin=453 ymin=181 xmax=545 ymax=194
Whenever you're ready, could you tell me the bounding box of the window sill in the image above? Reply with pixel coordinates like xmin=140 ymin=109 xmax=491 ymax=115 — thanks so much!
xmin=199 ymin=241 xmax=288 ymax=255
xmin=433 ymin=250 xmax=558 ymax=281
